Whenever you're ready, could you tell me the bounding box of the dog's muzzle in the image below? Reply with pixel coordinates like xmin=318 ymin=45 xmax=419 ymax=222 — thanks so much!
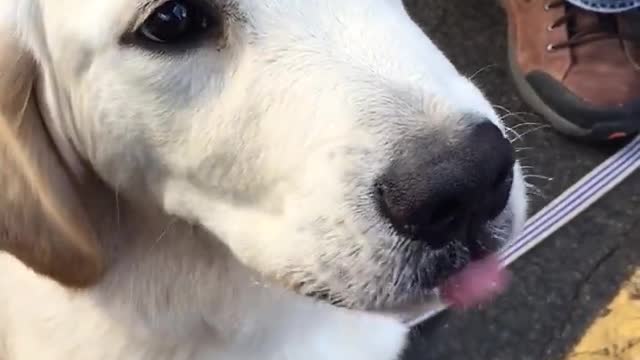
xmin=373 ymin=118 xmax=515 ymax=308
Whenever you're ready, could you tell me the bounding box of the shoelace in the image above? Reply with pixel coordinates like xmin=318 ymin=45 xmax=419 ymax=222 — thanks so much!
xmin=545 ymin=0 xmax=637 ymax=51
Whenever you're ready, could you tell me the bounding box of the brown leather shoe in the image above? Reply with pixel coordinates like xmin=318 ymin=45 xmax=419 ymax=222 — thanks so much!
xmin=501 ymin=0 xmax=640 ymax=141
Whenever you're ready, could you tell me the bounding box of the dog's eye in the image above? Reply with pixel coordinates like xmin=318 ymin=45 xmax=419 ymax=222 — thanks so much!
xmin=136 ymin=0 xmax=219 ymax=46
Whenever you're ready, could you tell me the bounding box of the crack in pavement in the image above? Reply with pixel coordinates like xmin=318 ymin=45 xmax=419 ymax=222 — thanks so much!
xmin=538 ymin=222 xmax=640 ymax=360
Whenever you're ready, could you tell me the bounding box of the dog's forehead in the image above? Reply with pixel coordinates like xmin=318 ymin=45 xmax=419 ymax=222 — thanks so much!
xmin=38 ymin=0 xmax=402 ymax=46
xmin=240 ymin=0 xmax=406 ymax=29
xmin=36 ymin=0 xmax=132 ymax=50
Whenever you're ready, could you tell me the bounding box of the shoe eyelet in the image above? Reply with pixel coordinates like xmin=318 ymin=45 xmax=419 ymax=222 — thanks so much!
xmin=546 ymin=24 xmax=555 ymax=31
xmin=546 ymin=44 xmax=555 ymax=52
xmin=544 ymin=3 xmax=551 ymax=11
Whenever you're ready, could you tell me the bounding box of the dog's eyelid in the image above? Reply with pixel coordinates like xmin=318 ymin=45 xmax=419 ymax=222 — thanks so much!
xmin=132 ymin=0 xmax=170 ymax=31
xmin=132 ymin=0 xmax=231 ymax=31
xmin=122 ymin=0 xmax=228 ymax=52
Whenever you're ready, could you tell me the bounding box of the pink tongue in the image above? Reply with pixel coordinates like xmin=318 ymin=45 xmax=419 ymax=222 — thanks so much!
xmin=440 ymin=255 xmax=509 ymax=310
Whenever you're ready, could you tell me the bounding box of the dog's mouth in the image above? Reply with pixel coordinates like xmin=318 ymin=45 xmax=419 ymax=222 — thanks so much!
xmin=306 ymin=253 xmax=508 ymax=310
xmin=437 ymin=253 xmax=508 ymax=309
xmin=369 ymin=254 xmax=508 ymax=324
xmin=301 ymin=221 xmax=513 ymax=320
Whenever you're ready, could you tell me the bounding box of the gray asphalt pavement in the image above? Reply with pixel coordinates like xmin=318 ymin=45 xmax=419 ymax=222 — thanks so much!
xmin=401 ymin=1 xmax=640 ymax=359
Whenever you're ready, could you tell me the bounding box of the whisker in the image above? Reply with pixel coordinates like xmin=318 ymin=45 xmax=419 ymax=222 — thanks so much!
xmin=524 ymin=174 xmax=554 ymax=182
xmin=504 ymin=126 xmax=521 ymax=142
xmin=515 ymin=147 xmax=535 ymax=153
xmin=154 ymin=217 xmax=178 ymax=244
xmin=499 ymin=112 xmax=536 ymax=122
xmin=511 ymin=123 xmax=551 ymax=142
xmin=511 ymin=121 xmax=546 ymax=130
xmin=468 ymin=63 xmax=498 ymax=81
xmin=492 ymin=104 xmax=510 ymax=113
xmin=114 ymin=185 xmax=121 ymax=230
xmin=524 ymin=181 xmax=547 ymax=198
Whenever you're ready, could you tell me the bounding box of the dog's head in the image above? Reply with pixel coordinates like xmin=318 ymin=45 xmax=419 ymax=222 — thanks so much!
xmin=1 ymin=0 xmax=527 ymax=312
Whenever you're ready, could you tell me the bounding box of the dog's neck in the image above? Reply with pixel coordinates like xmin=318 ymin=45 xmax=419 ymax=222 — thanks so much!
xmin=80 ymin=187 xmax=222 ymax=335
xmin=76 ymin=187 xmax=319 ymax=351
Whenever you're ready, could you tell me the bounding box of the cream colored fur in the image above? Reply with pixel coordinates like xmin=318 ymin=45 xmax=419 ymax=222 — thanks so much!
xmin=0 ymin=0 xmax=528 ymax=359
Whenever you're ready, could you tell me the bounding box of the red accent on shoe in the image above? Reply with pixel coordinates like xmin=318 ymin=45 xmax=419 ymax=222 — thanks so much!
xmin=608 ymin=132 xmax=628 ymax=140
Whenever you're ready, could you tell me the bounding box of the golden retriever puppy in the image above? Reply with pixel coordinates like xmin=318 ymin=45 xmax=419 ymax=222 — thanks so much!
xmin=0 ymin=0 xmax=527 ymax=359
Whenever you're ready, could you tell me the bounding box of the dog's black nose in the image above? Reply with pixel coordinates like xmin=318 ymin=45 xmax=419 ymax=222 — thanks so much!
xmin=376 ymin=121 xmax=515 ymax=251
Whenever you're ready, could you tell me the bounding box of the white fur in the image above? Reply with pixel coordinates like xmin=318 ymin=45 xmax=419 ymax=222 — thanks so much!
xmin=0 ymin=0 xmax=528 ymax=359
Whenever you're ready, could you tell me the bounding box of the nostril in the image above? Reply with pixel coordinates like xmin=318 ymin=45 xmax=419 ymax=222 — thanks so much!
xmin=374 ymin=181 xmax=407 ymax=228
xmin=375 ymin=180 xmax=464 ymax=245
xmin=374 ymin=181 xmax=390 ymax=214
xmin=493 ymin=166 xmax=512 ymax=191
xmin=413 ymin=197 xmax=466 ymax=249
xmin=424 ymin=197 xmax=463 ymax=232
xmin=488 ymin=166 xmax=514 ymax=219
xmin=375 ymin=121 xmax=516 ymax=250
xmin=375 ymin=181 xmax=386 ymax=200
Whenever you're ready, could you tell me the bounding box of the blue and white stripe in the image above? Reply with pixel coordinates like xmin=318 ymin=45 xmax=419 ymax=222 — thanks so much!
xmin=566 ymin=0 xmax=640 ymax=13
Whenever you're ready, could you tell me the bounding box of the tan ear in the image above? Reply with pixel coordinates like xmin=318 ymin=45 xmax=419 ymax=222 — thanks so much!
xmin=0 ymin=33 xmax=104 ymax=287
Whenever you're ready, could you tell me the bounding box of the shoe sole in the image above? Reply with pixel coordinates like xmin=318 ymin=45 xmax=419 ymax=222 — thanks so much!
xmin=497 ymin=0 xmax=639 ymax=142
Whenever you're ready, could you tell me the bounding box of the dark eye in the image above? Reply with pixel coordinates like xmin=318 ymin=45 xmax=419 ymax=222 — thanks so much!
xmin=135 ymin=0 xmax=219 ymax=46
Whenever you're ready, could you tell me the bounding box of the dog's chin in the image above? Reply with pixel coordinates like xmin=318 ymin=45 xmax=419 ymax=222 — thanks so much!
xmin=303 ymin=288 xmax=444 ymax=324
xmin=300 ymin=219 xmax=516 ymax=320
xmin=302 ymin=253 xmax=507 ymax=326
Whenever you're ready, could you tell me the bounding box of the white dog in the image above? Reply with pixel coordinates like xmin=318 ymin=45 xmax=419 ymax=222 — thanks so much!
xmin=0 ymin=0 xmax=528 ymax=359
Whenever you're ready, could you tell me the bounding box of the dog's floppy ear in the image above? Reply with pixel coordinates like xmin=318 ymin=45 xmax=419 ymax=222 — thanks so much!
xmin=0 ymin=33 xmax=104 ymax=287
